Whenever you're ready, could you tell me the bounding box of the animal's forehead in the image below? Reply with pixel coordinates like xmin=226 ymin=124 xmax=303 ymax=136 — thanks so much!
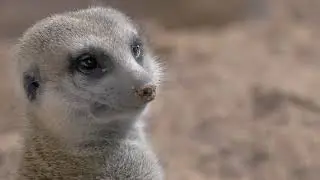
xmin=42 ymin=11 xmax=137 ymax=44
xmin=67 ymin=7 xmax=138 ymax=35
xmin=18 ymin=8 xmax=140 ymax=78
xmin=21 ymin=8 xmax=139 ymax=58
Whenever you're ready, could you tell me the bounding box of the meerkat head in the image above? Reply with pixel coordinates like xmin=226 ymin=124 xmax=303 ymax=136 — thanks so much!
xmin=14 ymin=7 xmax=163 ymax=140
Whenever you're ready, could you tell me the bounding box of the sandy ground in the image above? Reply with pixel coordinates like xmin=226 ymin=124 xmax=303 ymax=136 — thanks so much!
xmin=144 ymin=22 xmax=320 ymax=180
xmin=1 ymin=1 xmax=320 ymax=180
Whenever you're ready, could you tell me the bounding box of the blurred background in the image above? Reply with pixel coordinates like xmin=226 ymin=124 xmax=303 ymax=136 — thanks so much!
xmin=1 ymin=0 xmax=320 ymax=179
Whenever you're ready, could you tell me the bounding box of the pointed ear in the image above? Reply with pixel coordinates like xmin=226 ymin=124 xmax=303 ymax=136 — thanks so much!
xmin=23 ymin=66 xmax=41 ymax=101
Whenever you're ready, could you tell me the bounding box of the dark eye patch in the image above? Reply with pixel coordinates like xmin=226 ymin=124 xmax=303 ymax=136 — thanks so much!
xmin=76 ymin=53 xmax=100 ymax=75
xmin=130 ymin=36 xmax=144 ymax=64
xmin=69 ymin=47 xmax=114 ymax=79
xmin=23 ymin=66 xmax=41 ymax=102
xmin=24 ymin=75 xmax=39 ymax=101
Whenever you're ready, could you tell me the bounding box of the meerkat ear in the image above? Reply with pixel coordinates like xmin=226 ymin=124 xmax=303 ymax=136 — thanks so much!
xmin=23 ymin=66 xmax=41 ymax=101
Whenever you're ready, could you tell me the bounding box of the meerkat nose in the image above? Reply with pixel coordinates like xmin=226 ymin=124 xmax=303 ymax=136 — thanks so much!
xmin=134 ymin=84 xmax=157 ymax=103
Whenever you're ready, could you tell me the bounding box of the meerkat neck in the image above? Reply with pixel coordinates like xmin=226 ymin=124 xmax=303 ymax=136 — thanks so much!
xmin=27 ymin=112 xmax=144 ymax=152
xmin=20 ymin=123 xmax=104 ymax=179
xmin=19 ymin=115 xmax=146 ymax=179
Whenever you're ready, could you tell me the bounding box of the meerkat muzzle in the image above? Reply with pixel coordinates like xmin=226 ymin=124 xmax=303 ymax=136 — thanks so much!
xmin=134 ymin=84 xmax=157 ymax=103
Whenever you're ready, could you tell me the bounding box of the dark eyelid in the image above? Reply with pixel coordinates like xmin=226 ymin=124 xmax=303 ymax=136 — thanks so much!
xmin=68 ymin=46 xmax=114 ymax=76
xmin=131 ymin=35 xmax=143 ymax=46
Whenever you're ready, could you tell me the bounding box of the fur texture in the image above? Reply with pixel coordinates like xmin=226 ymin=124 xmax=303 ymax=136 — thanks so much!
xmin=14 ymin=6 xmax=164 ymax=180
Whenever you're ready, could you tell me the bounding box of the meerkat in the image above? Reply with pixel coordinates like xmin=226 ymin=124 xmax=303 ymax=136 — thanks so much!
xmin=13 ymin=6 xmax=164 ymax=180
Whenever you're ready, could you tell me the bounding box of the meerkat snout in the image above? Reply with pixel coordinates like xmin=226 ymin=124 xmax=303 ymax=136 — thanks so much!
xmin=134 ymin=84 xmax=157 ymax=103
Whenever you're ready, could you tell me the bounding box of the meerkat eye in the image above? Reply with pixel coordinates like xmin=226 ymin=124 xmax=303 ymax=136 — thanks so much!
xmin=76 ymin=54 xmax=99 ymax=74
xmin=131 ymin=39 xmax=143 ymax=62
xmin=131 ymin=44 xmax=141 ymax=58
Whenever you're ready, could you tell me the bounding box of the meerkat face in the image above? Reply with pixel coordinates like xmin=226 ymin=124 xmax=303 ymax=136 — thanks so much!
xmin=15 ymin=7 xmax=163 ymax=124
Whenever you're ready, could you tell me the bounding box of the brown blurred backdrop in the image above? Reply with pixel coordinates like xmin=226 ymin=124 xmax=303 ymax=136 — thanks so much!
xmin=1 ymin=0 xmax=320 ymax=180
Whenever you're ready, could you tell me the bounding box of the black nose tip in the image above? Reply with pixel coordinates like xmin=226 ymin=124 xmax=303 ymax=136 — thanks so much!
xmin=134 ymin=84 xmax=157 ymax=103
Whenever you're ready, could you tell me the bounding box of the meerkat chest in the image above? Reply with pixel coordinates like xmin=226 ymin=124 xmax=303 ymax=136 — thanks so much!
xmin=99 ymin=142 xmax=163 ymax=180
xmin=20 ymin=141 xmax=162 ymax=180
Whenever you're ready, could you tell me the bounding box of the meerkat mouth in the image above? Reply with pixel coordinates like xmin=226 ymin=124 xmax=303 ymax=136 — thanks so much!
xmin=90 ymin=102 xmax=143 ymax=117
xmin=90 ymin=102 xmax=115 ymax=120
xmin=92 ymin=102 xmax=111 ymax=112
